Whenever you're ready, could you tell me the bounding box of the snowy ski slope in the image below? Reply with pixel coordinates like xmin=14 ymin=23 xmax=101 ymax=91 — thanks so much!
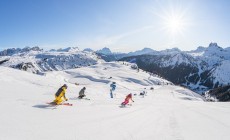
xmin=0 ymin=62 xmax=230 ymax=140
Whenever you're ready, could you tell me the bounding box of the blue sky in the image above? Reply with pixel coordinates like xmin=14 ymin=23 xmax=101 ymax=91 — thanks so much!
xmin=0 ymin=0 xmax=230 ymax=52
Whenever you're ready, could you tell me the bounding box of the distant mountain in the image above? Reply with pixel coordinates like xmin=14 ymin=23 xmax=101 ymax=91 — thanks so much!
xmin=83 ymin=48 xmax=94 ymax=52
xmin=127 ymin=48 xmax=156 ymax=56
xmin=159 ymin=47 xmax=181 ymax=55
xmin=95 ymin=47 xmax=126 ymax=62
xmin=95 ymin=53 xmax=125 ymax=62
xmin=0 ymin=46 xmax=43 ymax=56
xmin=95 ymin=47 xmax=157 ymax=62
xmin=0 ymin=46 xmax=104 ymax=74
xmin=187 ymin=46 xmax=206 ymax=53
xmin=96 ymin=47 xmax=112 ymax=55
xmin=120 ymin=43 xmax=230 ymax=94
xmin=56 ymin=47 xmax=80 ymax=52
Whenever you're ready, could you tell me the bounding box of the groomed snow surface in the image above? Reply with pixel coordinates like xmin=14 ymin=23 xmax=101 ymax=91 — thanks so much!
xmin=1 ymin=62 xmax=230 ymax=140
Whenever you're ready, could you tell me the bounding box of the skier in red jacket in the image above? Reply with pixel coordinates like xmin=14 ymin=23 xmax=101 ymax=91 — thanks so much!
xmin=121 ymin=93 xmax=134 ymax=106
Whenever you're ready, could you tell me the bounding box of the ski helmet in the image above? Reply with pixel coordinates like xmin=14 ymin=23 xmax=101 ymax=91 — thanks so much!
xmin=63 ymin=84 xmax=68 ymax=88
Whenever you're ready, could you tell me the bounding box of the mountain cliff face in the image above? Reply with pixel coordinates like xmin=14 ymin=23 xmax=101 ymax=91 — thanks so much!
xmin=120 ymin=43 xmax=230 ymax=94
xmin=205 ymin=85 xmax=230 ymax=101
xmin=0 ymin=46 xmax=104 ymax=74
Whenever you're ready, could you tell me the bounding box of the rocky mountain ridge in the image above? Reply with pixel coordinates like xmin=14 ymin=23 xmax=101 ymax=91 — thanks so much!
xmin=119 ymin=43 xmax=230 ymax=94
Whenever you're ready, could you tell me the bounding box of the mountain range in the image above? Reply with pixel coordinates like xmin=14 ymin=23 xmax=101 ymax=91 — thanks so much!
xmin=91 ymin=43 xmax=230 ymax=95
xmin=1 ymin=43 xmax=230 ymax=99
xmin=119 ymin=43 xmax=230 ymax=94
xmin=0 ymin=46 xmax=103 ymax=74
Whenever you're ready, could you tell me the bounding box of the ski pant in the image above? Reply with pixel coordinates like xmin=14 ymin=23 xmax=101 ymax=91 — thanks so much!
xmin=110 ymin=90 xmax=113 ymax=98
xmin=78 ymin=95 xmax=85 ymax=99
xmin=121 ymin=100 xmax=129 ymax=105
xmin=53 ymin=95 xmax=63 ymax=105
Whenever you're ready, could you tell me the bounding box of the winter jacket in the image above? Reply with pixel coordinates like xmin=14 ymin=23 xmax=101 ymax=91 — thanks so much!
xmin=125 ymin=94 xmax=134 ymax=102
xmin=122 ymin=95 xmax=134 ymax=105
xmin=79 ymin=88 xmax=85 ymax=96
xmin=53 ymin=86 xmax=67 ymax=104
xmin=110 ymin=83 xmax=116 ymax=91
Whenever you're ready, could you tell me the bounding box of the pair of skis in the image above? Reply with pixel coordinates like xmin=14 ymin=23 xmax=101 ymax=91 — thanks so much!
xmin=119 ymin=104 xmax=132 ymax=108
xmin=47 ymin=102 xmax=73 ymax=106
xmin=45 ymin=102 xmax=72 ymax=110
xmin=47 ymin=97 xmax=91 ymax=107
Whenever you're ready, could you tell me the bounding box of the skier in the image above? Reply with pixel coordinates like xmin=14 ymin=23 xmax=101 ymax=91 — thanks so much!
xmin=110 ymin=82 xmax=116 ymax=98
xmin=78 ymin=87 xmax=86 ymax=99
xmin=140 ymin=91 xmax=145 ymax=96
xmin=150 ymin=87 xmax=154 ymax=90
xmin=121 ymin=93 xmax=134 ymax=107
xmin=52 ymin=84 xmax=68 ymax=105
xmin=140 ymin=88 xmax=147 ymax=97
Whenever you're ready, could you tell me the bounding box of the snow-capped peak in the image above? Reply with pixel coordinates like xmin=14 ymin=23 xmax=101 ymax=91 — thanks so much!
xmin=56 ymin=47 xmax=80 ymax=52
xmin=96 ymin=47 xmax=112 ymax=54
xmin=83 ymin=48 xmax=94 ymax=52
xmin=206 ymin=42 xmax=224 ymax=52
xmin=135 ymin=47 xmax=155 ymax=54
xmin=188 ymin=42 xmax=229 ymax=59
xmin=0 ymin=46 xmax=43 ymax=56
xmin=192 ymin=46 xmax=206 ymax=53
xmin=127 ymin=47 xmax=156 ymax=56
xmin=202 ymin=42 xmax=229 ymax=60
xmin=22 ymin=46 xmax=43 ymax=52
xmin=160 ymin=47 xmax=181 ymax=55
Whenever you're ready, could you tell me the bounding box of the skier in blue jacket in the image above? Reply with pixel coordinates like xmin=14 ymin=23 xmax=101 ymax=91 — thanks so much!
xmin=110 ymin=82 xmax=116 ymax=98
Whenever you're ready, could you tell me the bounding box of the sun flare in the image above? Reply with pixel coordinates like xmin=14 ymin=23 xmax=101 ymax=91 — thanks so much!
xmin=164 ymin=14 xmax=186 ymax=35
xmin=152 ymin=4 xmax=190 ymax=37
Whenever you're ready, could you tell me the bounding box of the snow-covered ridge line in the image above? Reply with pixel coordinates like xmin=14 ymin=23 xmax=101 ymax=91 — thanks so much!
xmin=119 ymin=43 xmax=230 ymax=94
xmin=0 ymin=46 xmax=104 ymax=74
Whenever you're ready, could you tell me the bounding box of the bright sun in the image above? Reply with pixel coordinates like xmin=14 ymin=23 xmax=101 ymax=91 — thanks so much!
xmin=154 ymin=6 xmax=189 ymax=36
xmin=164 ymin=14 xmax=186 ymax=35
xmin=150 ymin=2 xmax=192 ymax=45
